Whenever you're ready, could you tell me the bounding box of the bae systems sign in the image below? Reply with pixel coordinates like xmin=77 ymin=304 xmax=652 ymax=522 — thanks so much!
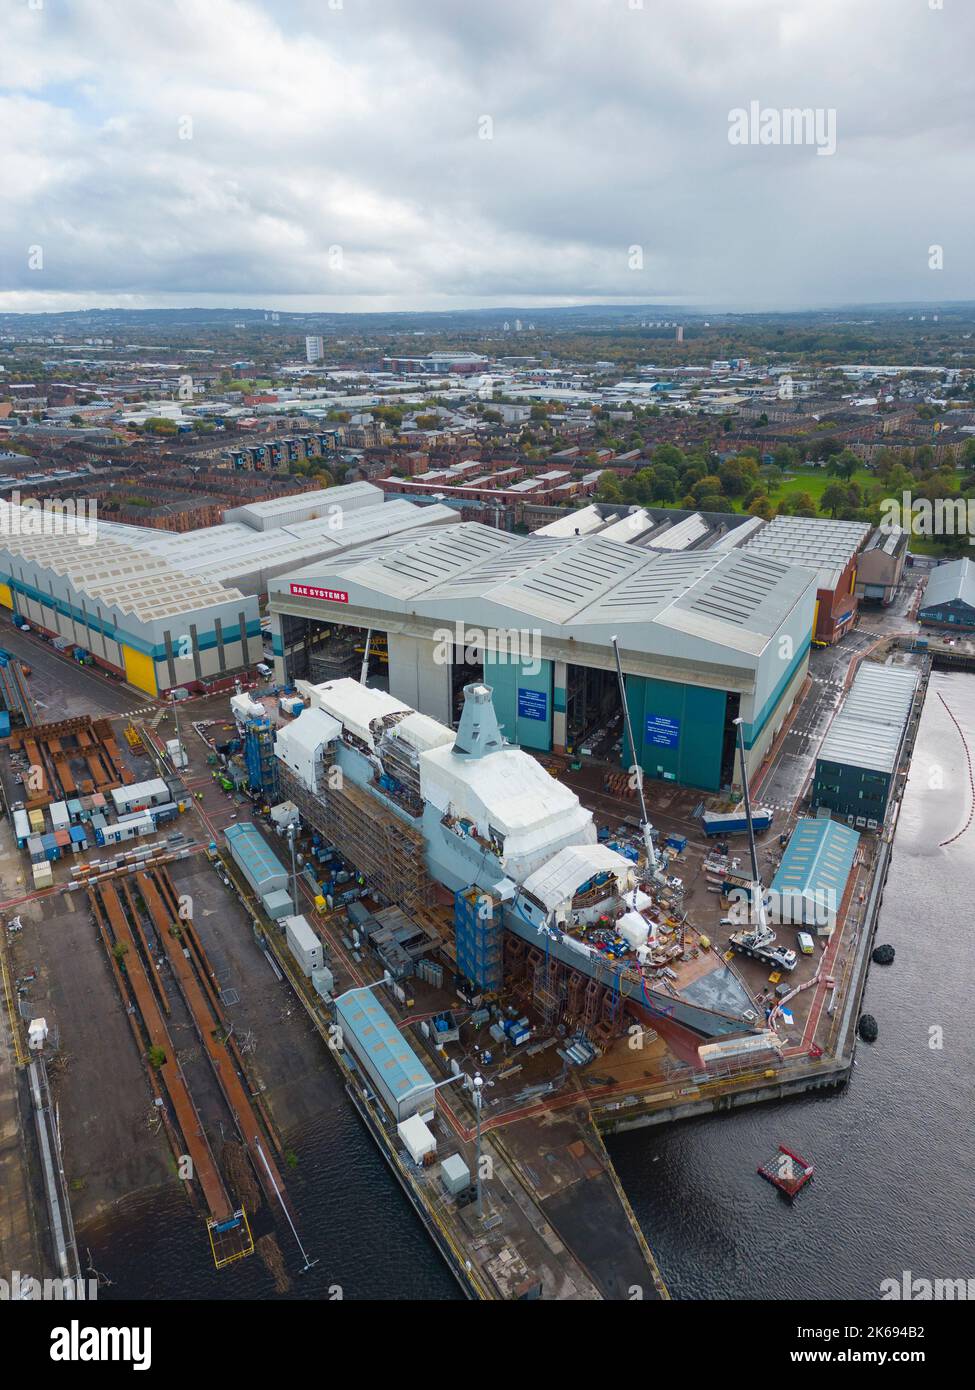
xmin=290 ymin=584 xmax=349 ymax=603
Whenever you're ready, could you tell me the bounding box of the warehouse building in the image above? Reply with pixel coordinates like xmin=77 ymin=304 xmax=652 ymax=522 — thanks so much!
xmin=224 ymin=822 xmax=294 ymax=918
xmin=918 ymin=558 xmax=975 ymax=631
xmin=744 ymin=515 xmax=872 ymax=644
xmin=268 ymin=522 xmax=818 ymax=791
xmin=334 ymin=987 xmax=437 ymax=1121
xmin=0 ymin=485 xmax=454 ymax=695
xmin=533 ymin=504 xmax=764 ymax=552
xmin=812 ymin=662 xmax=919 ymax=827
xmin=769 ymin=816 xmax=860 ymax=936
xmin=0 ymin=505 xmax=261 ymax=696
xmin=854 ymin=526 xmax=909 ymax=606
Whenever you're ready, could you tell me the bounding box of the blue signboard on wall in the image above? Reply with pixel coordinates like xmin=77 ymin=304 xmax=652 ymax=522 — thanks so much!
xmin=518 ymin=689 xmax=548 ymax=722
xmin=645 ymin=715 xmax=680 ymax=748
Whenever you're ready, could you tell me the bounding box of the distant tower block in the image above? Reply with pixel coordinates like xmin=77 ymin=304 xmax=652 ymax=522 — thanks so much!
xmin=453 ymin=683 xmax=504 ymax=760
xmin=676 ymin=325 xmax=684 ymax=343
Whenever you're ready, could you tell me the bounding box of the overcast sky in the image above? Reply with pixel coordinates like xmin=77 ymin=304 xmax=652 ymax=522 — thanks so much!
xmin=1 ymin=0 xmax=973 ymax=314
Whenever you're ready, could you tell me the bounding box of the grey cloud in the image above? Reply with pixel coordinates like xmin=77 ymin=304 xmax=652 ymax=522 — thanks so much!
xmin=1 ymin=0 xmax=973 ymax=310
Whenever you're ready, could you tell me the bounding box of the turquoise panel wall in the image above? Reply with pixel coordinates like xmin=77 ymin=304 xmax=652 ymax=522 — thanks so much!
xmin=740 ymin=635 xmax=810 ymax=750
xmin=484 ymin=655 xmax=553 ymax=751
xmin=623 ymin=675 xmax=727 ymax=792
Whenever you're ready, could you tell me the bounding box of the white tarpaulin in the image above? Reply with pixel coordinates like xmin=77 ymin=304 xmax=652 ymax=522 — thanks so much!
xmin=274 ymin=707 xmax=341 ymax=790
xmin=521 ymin=844 xmax=632 ymax=914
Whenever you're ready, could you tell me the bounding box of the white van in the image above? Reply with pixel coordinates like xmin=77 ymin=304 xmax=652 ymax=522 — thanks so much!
xmin=797 ymin=932 xmax=815 ymax=955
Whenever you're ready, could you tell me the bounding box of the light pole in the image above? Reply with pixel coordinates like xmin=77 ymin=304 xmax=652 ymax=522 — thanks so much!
xmin=170 ymin=689 xmax=181 ymax=764
xmin=287 ymin=821 xmax=299 ymax=915
xmin=472 ymin=1073 xmax=484 ymax=1220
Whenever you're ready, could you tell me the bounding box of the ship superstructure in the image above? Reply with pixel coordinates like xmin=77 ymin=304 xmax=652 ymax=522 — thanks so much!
xmin=275 ymin=678 xmax=763 ymax=1064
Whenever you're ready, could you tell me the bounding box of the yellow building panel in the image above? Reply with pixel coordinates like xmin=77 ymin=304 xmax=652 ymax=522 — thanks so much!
xmin=0 ymin=583 xmax=13 ymax=610
xmin=122 ymin=644 xmax=158 ymax=696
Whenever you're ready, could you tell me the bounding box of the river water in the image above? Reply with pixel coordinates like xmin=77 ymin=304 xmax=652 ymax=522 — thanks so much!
xmin=93 ymin=671 xmax=974 ymax=1301
xmin=609 ymin=669 xmax=975 ymax=1300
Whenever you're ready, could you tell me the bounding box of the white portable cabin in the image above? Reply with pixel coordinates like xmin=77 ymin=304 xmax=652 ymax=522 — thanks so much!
xmin=98 ymin=812 xmax=155 ymax=846
xmin=111 ymin=779 xmax=170 ymax=815
xmin=284 ymin=914 xmax=323 ymax=977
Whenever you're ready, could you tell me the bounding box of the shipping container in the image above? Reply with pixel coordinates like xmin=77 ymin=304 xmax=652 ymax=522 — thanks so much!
xmin=32 ymin=862 xmax=54 ymax=889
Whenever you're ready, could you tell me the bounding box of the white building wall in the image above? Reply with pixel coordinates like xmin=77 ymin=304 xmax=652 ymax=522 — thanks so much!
xmin=387 ymin=632 xmax=452 ymax=726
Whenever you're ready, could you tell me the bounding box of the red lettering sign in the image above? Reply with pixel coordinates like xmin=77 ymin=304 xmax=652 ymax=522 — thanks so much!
xmin=289 ymin=584 xmax=350 ymax=603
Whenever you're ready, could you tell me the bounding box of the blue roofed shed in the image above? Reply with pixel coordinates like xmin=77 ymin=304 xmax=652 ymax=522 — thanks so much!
xmin=769 ymin=816 xmax=860 ymax=936
xmin=224 ymin=822 xmax=289 ymax=896
xmin=336 ymin=988 xmax=436 ymax=1121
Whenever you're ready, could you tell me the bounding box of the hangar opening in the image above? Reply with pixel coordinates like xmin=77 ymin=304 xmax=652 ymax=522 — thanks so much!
xmin=720 ymin=692 xmax=742 ymax=787
xmin=280 ymin=613 xmax=389 ymax=689
xmin=451 ymin=641 xmax=484 ymax=724
xmin=565 ymin=664 xmax=620 ymax=756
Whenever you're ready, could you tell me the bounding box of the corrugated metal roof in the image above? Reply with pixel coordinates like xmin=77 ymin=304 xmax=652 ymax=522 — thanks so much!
xmin=225 ymin=822 xmax=288 ymax=891
xmin=864 ymin=525 xmax=908 ymax=559
xmin=771 ymin=817 xmax=859 ymax=914
xmin=744 ymin=515 xmax=871 ymax=590
xmin=920 ymin=557 xmax=975 ymax=616
xmin=818 ymin=662 xmax=918 ymax=774
xmin=272 ymin=522 xmax=817 ymax=661
xmin=335 ymin=989 xmax=433 ymax=1103
xmin=646 ymin=512 xmax=710 ymax=551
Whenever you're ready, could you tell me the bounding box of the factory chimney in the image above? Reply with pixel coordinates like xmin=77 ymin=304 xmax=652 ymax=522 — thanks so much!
xmin=452 ymin=683 xmax=504 ymax=759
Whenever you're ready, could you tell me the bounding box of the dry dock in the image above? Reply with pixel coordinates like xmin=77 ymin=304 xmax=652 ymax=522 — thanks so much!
xmin=215 ymin=840 xmax=667 ymax=1300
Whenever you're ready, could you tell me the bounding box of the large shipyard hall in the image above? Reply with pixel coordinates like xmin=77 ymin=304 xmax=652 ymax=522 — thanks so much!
xmin=269 ymin=521 xmax=817 ymax=793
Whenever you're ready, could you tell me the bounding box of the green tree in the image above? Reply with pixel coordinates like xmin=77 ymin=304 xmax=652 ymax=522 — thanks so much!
xmin=821 ymin=482 xmax=851 ymax=518
xmin=827 ymin=448 xmax=859 ymax=482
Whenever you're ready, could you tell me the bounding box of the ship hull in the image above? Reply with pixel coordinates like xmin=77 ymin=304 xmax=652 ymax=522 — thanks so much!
xmin=504 ymin=904 xmax=757 ymax=1066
